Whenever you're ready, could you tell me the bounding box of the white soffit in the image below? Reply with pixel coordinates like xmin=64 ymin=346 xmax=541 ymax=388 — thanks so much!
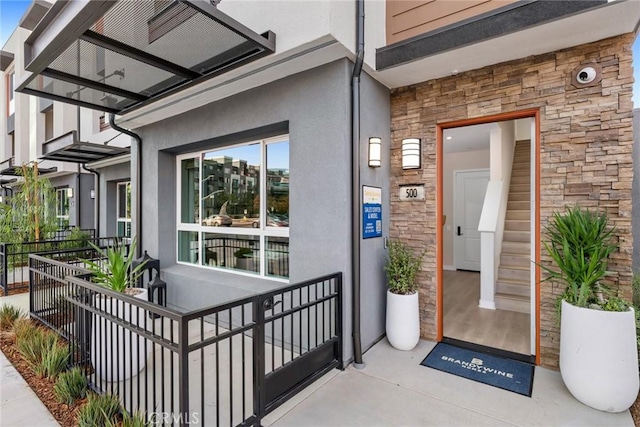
xmin=377 ymin=0 xmax=640 ymax=89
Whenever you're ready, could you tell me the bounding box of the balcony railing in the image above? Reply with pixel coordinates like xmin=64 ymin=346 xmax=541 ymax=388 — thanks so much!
xmin=29 ymin=249 xmax=342 ymax=426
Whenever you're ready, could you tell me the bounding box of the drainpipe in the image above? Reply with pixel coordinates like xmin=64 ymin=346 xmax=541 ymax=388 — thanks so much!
xmin=109 ymin=114 xmax=142 ymax=257
xmin=351 ymin=0 xmax=365 ymax=369
xmin=82 ymin=164 xmax=100 ymax=238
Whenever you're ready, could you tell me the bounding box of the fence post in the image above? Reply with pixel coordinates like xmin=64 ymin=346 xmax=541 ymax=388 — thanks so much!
xmin=177 ymin=317 xmax=190 ymax=427
xmin=253 ymin=296 xmax=265 ymax=424
xmin=336 ymin=274 xmax=344 ymax=370
xmin=1 ymin=243 xmax=7 ymax=296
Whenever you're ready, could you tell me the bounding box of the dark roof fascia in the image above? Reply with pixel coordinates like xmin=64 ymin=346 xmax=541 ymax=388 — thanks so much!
xmin=19 ymin=0 xmax=53 ymax=31
xmin=0 ymin=50 xmax=14 ymax=72
xmin=376 ymin=0 xmax=610 ymax=71
xmin=41 ymin=130 xmax=131 ymax=164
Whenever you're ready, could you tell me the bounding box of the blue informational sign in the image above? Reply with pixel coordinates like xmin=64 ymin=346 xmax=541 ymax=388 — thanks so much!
xmin=363 ymin=186 xmax=382 ymax=239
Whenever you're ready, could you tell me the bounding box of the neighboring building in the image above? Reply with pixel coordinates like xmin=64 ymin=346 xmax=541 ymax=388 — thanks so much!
xmin=7 ymin=0 xmax=639 ymax=371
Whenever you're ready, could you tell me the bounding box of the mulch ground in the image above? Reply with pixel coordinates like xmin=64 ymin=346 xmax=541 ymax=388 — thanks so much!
xmin=0 ymin=329 xmax=85 ymax=427
xmin=0 ymin=285 xmax=29 ymax=297
xmin=632 ymin=397 xmax=640 ymax=426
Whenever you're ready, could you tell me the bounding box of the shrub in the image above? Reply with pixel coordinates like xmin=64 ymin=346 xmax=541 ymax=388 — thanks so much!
xmin=17 ymin=327 xmax=58 ymax=367
xmin=0 ymin=304 xmax=23 ymax=330
xmin=77 ymin=393 xmax=121 ymax=427
xmin=34 ymin=339 xmax=70 ymax=379
xmin=107 ymin=411 xmax=149 ymax=427
xmin=384 ymin=240 xmax=426 ymax=295
xmin=12 ymin=317 xmax=36 ymax=340
xmin=61 ymin=228 xmax=92 ymax=250
xmin=54 ymin=367 xmax=88 ymax=405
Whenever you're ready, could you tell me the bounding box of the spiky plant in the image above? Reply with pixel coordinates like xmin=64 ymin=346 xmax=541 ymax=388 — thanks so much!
xmin=77 ymin=393 xmax=121 ymax=427
xmin=0 ymin=304 xmax=23 ymax=330
xmin=54 ymin=367 xmax=88 ymax=405
xmin=83 ymin=237 xmax=146 ymax=293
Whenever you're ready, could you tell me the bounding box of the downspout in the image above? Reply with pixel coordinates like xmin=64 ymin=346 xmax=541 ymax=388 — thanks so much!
xmin=82 ymin=164 xmax=100 ymax=238
xmin=109 ymin=114 xmax=142 ymax=257
xmin=351 ymin=0 xmax=365 ymax=369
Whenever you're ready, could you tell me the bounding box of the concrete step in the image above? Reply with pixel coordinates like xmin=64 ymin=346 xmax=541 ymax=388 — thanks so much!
xmin=495 ymin=293 xmax=530 ymax=314
xmin=500 ymin=252 xmax=531 ymax=267
xmin=511 ymin=176 xmax=530 ymax=185
xmin=502 ymin=241 xmax=531 ymax=254
xmin=498 ymin=265 xmax=530 ymax=281
xmin=506 ymin=210 xmax=530 ymax=220
xmin=508 ymin=192 xmax=530 ymax=201
xmin=507 ymin=201 xmax=530 ymax=211
xmin=505 ymin=220 xmax=530 ymax=231
xmin=503 ymin=230 xmax=530 ymax=243
xmin=510 ymin=184 xmax=530 ymax=193
xmin=496 ymin=278 xmax=530 ymax=297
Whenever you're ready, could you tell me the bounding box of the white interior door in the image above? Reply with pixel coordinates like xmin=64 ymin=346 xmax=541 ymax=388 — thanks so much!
xmin=454 ymin=169 xmax=490 ymax=271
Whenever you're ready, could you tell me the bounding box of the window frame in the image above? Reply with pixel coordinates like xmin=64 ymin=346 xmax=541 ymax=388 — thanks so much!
xmin=116 ymin=181 xmax=132 ymax=238
xmin=55 ymin=188 xmax=70 ymax=228
xmin=176 ymin=135 xmax=289 ymax=281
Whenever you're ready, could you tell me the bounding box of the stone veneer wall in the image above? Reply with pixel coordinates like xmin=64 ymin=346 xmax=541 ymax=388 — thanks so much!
xmin=389 ymin=34 xmax=634 ymax=368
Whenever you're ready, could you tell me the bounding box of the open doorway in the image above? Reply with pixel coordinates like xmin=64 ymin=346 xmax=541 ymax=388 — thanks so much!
xmin=439 ymin=114 xmax=538 ymax=359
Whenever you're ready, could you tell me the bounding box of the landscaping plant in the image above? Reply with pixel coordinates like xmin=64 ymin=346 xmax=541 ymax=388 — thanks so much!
xmin=384 ymin=240 xmax=426 ymax=295
xmin=16 ymin=327 xmax=58 ymax=367
xmin=12 ymin=317 xmax=35 ymax=340
xmin=107 ymin=410 xmax=150 ymax=427
xmin=33 ymin=338 xmax=70 ymax=379
xmin=60 ymin=227 xmax=92 ymax=250
xmin=54 ymin=366 xmax=88 ymax=405
xmin=0 ymin=304 xmax=23 ymax=330
xmin=77 ymin=393 xmax=122 ymax=427
xmin=541 ymin=206 xmax=629 ymax=312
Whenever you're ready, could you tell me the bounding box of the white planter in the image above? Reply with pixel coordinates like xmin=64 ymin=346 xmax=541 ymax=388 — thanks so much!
xmin=386 ymin=290 xmax=420 ymax=351
xmin=91 ymin=289 xmax=152 ymax=382
xmin=560 ymin=300 xmax=639 ymax=412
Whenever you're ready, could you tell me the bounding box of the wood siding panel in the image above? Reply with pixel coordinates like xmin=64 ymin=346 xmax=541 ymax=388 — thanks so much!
xmin=387 ymin=0 xmax=517 ymax=45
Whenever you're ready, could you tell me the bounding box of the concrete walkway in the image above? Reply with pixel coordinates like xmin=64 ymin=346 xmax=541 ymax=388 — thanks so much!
xmin=0 ymin=292 xmax=635 ymax=426
xmin=265 ymin=339 xmax=635 ymax=427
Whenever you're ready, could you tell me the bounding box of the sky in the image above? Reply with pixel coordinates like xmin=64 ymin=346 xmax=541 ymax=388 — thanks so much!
xmin=1 ymin=0 xmax=640 ymax=105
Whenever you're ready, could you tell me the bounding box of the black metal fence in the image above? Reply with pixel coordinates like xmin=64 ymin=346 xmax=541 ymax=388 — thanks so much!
xmin=200 ymin=236 xmax=289 ymax=278
xmin=29 ymin=252 xmax=342 ymax=426
xmin=0 ymin=228 xmax=96 ymax=295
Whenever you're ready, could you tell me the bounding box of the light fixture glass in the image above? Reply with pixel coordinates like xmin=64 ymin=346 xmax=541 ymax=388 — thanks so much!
xmin=368 ymin=137 xmax=382 ymax=168
xmin=402 ymin=138 xmax=421 ymax=169
xmin=90 ymin=189 xmax=95 ymax=199
xmin=66 ymin=187 xmax=74 ymax=198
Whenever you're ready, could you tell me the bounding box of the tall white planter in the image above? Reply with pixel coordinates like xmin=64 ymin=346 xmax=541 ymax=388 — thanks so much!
xmin=92 ymin=289 xmax=152 ymax=382
xmin=386 ymin=290 xmax=420 ymax=351
xmin=560 ymin=300 xmax=639 ymax=412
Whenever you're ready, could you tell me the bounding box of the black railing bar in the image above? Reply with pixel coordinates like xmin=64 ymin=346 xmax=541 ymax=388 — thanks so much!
xmin=30 ymin=315 xmax=71 ymax=340
xmin=29 ymin=267 xmax=90 ymax=281
xmin=66 ymin=276 xmax=184 ymax=320
xmin=264 ymin=293 xmax=338 ymax=323
xmin=264 ymin=337 xmax=339 ymax=377
xmin=236 ymin=414 xmax=259 ymax=427
xmin=257 ymin=273 xmax=341 ymax=299
xmin=186 ymin=322 xmax=256 ymax=352
xmin=29 ymin=253 xmax=98 ymax=269
xmin=181 ymin=296 xmax=258 ymax=321
xmin=64 ymin=296 xmax=181 ymax=351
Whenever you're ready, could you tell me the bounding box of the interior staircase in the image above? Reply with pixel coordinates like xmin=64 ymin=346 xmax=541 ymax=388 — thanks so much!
xmin=495 ymin=140 xmax=531 ymax=314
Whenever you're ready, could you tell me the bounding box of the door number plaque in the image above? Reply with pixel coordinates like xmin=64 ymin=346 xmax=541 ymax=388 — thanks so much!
xmin=399 ymin=185 xmax=425 ymax=201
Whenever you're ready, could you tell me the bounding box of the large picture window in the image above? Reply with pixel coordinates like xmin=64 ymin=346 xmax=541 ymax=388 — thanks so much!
xmin=177 ymin=136 xmax=289 ymax=279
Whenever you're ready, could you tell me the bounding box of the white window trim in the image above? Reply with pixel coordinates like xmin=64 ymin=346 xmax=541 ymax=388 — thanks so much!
xmin=116 ymin=182 xmax=132 ymax=238
xmin=176 ymin=135 xmax=289 ymax=281
xmin=55 ymin=188 xmax=70 ymax=225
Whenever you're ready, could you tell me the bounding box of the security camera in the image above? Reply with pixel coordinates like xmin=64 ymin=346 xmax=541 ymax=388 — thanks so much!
xmin=576 ymin=67 xmax=597 ymax=84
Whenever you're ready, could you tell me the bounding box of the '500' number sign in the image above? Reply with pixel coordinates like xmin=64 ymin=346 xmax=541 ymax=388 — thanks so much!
xmin=399 ymin=185 xmax=425 ymax=201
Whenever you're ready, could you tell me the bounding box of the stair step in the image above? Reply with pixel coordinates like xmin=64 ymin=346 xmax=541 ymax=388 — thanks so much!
xmin=507 ymin=201 xmax=530 ymax=211
xmin=505 ymin=220 xmax=530 ymax=231
xmin=510 ymin=184 xmax=530 ymax=193
xmin=496 ymin=279 xmax=530 ymax=296
xmin=503 ymin=230 xmax=530 ymax=243
xmin=508 ymin=192 xmax=530 ymax=201
xmin=495 ymin=294 xmax=530 ymax=313
xmin=502 ymin=241 xmax=531 ymax=254
xmin=510 ymin=176 xmax=530 ymax=185
xmin=498 ymin=266 xmax=531 ymax=281
xmin=500 ymin=252 xmax=531 ymax=267
xmin=506 ymin=210 xmax=530 ymax=220
xmin=512 ymin=163 xmax=530 ymax=171
xmin=511 ymin=169 xmax=530 ymax=177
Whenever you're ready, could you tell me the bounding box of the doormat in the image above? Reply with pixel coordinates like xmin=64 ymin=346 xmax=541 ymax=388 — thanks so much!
xmin=420 ymin=343 xmax=534 ymax=397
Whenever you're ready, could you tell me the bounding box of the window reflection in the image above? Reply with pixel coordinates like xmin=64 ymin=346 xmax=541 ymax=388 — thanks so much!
xmin=181 ymin=159 xmax=199 ymax=223
xmin=201 ymin=144 xmax=260 ymax=228
xmin=267 ymin=141 xmax=289 ymax=228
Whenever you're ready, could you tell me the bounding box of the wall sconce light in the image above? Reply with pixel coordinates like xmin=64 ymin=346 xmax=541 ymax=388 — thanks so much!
xmin=66 ymin=188 xmax=74 ymax=198
xmin=402 ymin=138 xmax=421 ymax=170
xmin=90 ymin=189 xmax=95 ymax=199
xmin=368 ymin=137 xmax=382 ymax=168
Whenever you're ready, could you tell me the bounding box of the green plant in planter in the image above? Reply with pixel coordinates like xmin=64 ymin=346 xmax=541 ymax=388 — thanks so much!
xmin=234 ymin=247 xmax=253 ymax=258
xmin=542 ymin=206 xmax=628 ymax=312
xmin=84 ymin=237 xmax=146 ymax=293
xmin=384 ymin=240 xmax=426 ymax=295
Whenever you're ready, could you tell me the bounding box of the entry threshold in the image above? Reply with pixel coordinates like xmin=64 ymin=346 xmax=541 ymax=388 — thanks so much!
xmin=442 ymin=337 xmax=536 ymax=365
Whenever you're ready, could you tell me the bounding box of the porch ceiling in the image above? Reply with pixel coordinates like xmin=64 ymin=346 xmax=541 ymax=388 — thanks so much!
xmin=16 ymin=0 xmax=276 ymax=115
xmin=41 ymin=131 xmax=130 ymax=164
xmin=0 ymin=157 xmax=57 ymax=176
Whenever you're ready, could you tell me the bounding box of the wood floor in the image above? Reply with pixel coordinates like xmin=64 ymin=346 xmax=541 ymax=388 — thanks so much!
xmin=443 ymin=270 xmax=530 ymax=355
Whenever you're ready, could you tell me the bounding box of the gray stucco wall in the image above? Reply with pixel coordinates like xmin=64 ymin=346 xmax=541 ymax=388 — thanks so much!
xmin=633 ymin=108 xmax=639 ymax=273
xmin=135 ymin=59 xmax=389 ymax=362
xmin=94 ymin=161 xmax=130 ymax=237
